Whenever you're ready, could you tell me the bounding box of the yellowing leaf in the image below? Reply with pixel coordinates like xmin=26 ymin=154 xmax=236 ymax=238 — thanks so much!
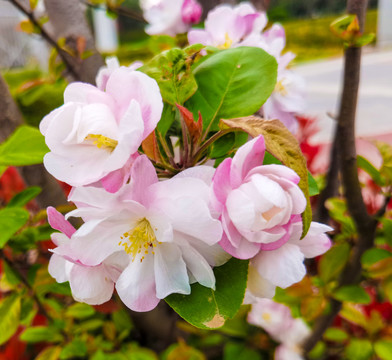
xmin=220 ymin=116 xmax=311 ymax=237
xmin=0 ymin=294 xmax=21 ymax=345
xmin=35 ymin=346 xmax=62 ymax=360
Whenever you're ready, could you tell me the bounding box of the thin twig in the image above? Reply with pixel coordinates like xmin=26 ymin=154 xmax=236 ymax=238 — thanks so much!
xmin=0 ymin=250 xmax=51 ymax=321
xmin=193 ymin=129 xmax=233 ymax=164
xmin=9 ymin=0 xmax=80 ymax=80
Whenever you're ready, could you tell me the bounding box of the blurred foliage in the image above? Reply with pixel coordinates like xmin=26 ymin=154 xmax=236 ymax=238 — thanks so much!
xmin=283 ymin=10 xmax=377 ymax=63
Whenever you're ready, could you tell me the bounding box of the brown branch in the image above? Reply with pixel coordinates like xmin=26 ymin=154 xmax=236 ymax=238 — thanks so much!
xmin=9 ymin=0 xmax=80 ymax=81
xmin=0 ymin=250 xmax=50 ymax=321
xmin=83 ymin=1 xmax=146 ymax=23
xmin=303 ymin=0 xmax=377 ymax=354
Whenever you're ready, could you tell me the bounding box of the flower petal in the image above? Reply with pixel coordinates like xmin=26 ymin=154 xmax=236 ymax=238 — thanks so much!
xmin=154 ymin=243 xmax=190 ymax=299
xmin=69 ymin=264 xmax=114 ymax=305
xmin=251 ymin=243 xmax=306 ymax=288
xmin=116 ymin=255 xmax=160 ymax=312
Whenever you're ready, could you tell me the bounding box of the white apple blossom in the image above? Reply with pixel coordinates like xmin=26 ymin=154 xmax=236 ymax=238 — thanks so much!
xmin=51 ymin=156 xmax=227 ymax=312
xmin=248 ymin=299 xmax=310 ymax=360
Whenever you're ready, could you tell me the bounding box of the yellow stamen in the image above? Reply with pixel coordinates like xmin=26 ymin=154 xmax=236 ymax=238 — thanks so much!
xmin=119 ymin=218 xmax=157 ymax=262
xmin=218 ymin=33 xmax=233 ymax=49
xmin=262 ymin=313 xmax=271 ymax=322
xmin=275 ymin=80 xmax=288 ymax=96
xmin=85 ymin=134 xmax=118 ymax=152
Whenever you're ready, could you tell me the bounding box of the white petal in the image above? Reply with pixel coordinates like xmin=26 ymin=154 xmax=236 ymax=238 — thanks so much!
xmin=48 ymin=254 xmax=72 ymax=283
xmin=154 ymin=243 xmax=190 ymax=299
xmin=178 ymin=242 xmax=216 ymax=289
xmin=69 ymin=264 xmax=114 ymax=305
xmin=290 ymin=222 xmax=332 ymax=258
xmin=246 ymin=264 xmax=276 ymax=300
xmin=251 ymin=244 xmax=306 ymax=288
xmin=116 ymin=256 xmax=160 ymax=312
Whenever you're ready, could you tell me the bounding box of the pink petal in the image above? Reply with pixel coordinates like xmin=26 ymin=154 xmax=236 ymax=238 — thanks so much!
xmin=47 ymin=206 xmax=76 ymax=238
xmin=127 ymin=155 xmax=158 ymax=206
xmin=101 ymin=153 xmax=139 ymax=193
xmin=213 ymin=157 xmax=232 ymax=204
xmin=230 ymin=135 xmax=265 ymax=188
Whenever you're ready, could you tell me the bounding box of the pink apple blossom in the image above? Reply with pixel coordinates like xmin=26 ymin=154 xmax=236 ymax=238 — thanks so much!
xmin=212 ymin=135 xmax=307 ymax=260
xmin=248 ymin=299 xmax=310 ymax=360
xmin=187 ymin=3 xmax=306 ymax=133
xmin=52 ymin=156 xmax=226 ymax=312
xmin=140 ymin=0 xmax=202 ymax=37
xmin=40 ymin=65 xmax=163 ymax=189
xmin=188 ymin=2 xmax=267 ymax=49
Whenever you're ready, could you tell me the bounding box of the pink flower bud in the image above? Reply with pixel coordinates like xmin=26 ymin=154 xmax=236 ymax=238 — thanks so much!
xmin=181 ymin=0 xmax=202 ymax=24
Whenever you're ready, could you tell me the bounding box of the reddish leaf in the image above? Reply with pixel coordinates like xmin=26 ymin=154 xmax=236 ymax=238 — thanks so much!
xmin=176 ymin=104 xmax=202 ymax=144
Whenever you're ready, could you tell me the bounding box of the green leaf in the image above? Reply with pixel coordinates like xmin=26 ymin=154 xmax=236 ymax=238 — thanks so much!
xmin=223 ymin=343 xmax=261 ymax=360
xmin=7 ymin=186 xmax=41 ymax=208
xmin=319 ymin=242 xmax=350 ymax=283
xmin=20 ymin=326 xmax=64 ymax=343
xmin=361 ymin=248 xmax=392 ymax=267
xmin=139 ymin=48 xmax=198 ymax=105
xmin=157 ymin=103 xmax=178 ymax=136
xmin=324 ymin=327 xmax=349 ymax=342
xmin=186 ymin=47 xmax=277 ymax=132
xmin=0 ymin=207 xmax=29 ymax=248
xmin=355 ymin=33 xmax=376 ymax=47
xmin=375 ymin=339 xmax=392 ymax=360
xmin=165 ymin=258 xmax=248 ymax=330
xmin=220 ymin=116 xmax=311 ymax=237
xmin=375 ymin=141 xmax=392 ymax=185
xmin=210 ymin=133 xmax=236 ymax=158
xmin=0 ymin=293 xmax=21 ymax=345
xmin=333 ymin=285 xmax=371 ymax=304
xmin=308 ymin=171 xmax=319 ymax=196
xmin=357 ymin=155 xmax=384 ymax=186
xmin=65 ymin=303 xmax=95 ymax=319
xmin=308 ymin=341 xmax=326 ymax=359
xmin=112 ymin=308 xmax=133 ymax=338
xmin=345 ymin=339 xmax=373 ymax=360
xmin=0 ymin=126 xmax=48 ymax=166
xmin=60 ymin=339 xmax=88 ymax=359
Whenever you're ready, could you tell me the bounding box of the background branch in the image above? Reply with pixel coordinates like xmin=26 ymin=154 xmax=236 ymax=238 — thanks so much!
xmin=303 ymin=0 xmax=378 ymax=353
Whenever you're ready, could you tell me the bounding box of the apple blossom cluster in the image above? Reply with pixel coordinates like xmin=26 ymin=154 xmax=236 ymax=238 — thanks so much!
xmin=139 ymin=0 xmax=202 ymax=36
xmin=40 ymin=58 xmax=331 ymax=313
xmin=248 ymin=299 xmax=310 ymax=360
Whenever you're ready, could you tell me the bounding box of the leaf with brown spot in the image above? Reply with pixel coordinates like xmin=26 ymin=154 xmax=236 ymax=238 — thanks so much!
xmin=220 ymin=116 xmax=312 ymax=237
xmin=165 ymin=258 xmax=248 ymax=330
